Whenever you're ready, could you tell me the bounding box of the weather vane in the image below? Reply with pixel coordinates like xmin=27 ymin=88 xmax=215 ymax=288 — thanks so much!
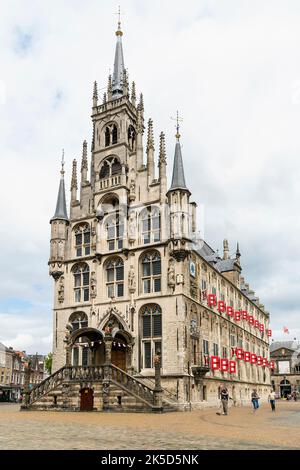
xmin=171 ymin=110 xmax=183 ymax=140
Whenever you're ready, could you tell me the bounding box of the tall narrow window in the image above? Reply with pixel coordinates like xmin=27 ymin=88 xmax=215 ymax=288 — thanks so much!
xmin=73 ymin=264 xmax=90 ymax=302
xmin=141 ymin=304 xmax=162 ymax=369
xmin=106 ymin=258 xmax=124 ymax=298
xmin=141 ymin=251 xmax=161 ymax=294
xmin=74 ymin=224 xmax=91 ymax=257
xmin=112 ymin=125 xmax=118 ymax=144
xmin=140 ymin=206 xmax=160 ymax=244
xmin=106 ymin=213 xmax=124 ymax=251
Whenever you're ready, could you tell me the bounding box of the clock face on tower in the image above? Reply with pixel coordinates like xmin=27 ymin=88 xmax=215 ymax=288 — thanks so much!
xmin=190 ymin=261 xmax=196 ymax=278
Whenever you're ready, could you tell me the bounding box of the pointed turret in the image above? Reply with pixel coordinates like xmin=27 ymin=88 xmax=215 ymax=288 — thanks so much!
xmin=49 ymin=152 xmax=68 ymax=278
xmin=136 ymin=103 xmax=144 ymax=169
xmin=167 ymin=119 xmax=192 ymax=248
xmin=51 ymin=154 xmax=68 ymax=222
xmin=169 ymin=132 xmax=189 ymax=193
xmin=112 ymin=18 xmax=125 ymax=99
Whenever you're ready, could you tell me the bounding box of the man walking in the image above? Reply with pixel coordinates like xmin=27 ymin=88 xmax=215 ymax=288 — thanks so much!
xmin=220 ymin=386 xmax=229 ymax=415
xmin=251 ymin=389 xmax=260 ymax=412
xmin=268 ymin=390 xmax=276 ymax=412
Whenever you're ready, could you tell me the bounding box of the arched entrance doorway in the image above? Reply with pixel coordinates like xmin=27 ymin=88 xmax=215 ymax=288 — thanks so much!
xmin=111 ymin=334 xmax=128 ymax=370
xmin=70 ymin=327 xmax=105 ymax=367
xmin=280 ymin=379 xmax=291 ymax=398
xmin=80 ymin=387 xmax=94 ymax=411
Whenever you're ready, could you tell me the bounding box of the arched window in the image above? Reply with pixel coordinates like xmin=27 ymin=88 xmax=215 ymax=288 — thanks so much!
xmin=100 ymin=160 xmax=110 ymax=179
xmin=112 ymin=125 xmax=118 ymax=144
xmin=69 ymin=312 xmax=88 ymax=331
xmin=74 ymin=224 xmax=91 ymax=257
xmin=106 ymin=258 xmax=124 ymax=298
xmin=140 ymin=304 xmax=162 ymax=369
xmin=99 ymin=156 xmax=122 ymax=180
xmin=141 ymin=251 xmax=161 ymax=293
xmin=73 ymin=264 xmax=90 ymax=302
xmin=105 ymin=127 xmax=110 ymax=147
xmin=106 ymin=213 xmax=124 ymax=251
xmin=140 ymin=206 xmax=160 ymax=244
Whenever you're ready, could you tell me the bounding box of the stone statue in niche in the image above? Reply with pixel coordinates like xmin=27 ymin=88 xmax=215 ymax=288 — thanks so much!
xmin=128 ymin=211 xmax=136 ymax=241
xmin=58 ymin=276 xmax=65 ymax=303
xmin=128 ymin=265 xmax=136 ymax=292
xmin=168 ymin=260 xmax=175 ymax=288
xmin=90 ymin=271 xmax=97 ymax=299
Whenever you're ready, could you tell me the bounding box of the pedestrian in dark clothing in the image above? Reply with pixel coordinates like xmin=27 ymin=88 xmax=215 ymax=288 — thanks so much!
xmin=251 ymin=389 xmax=260 ymax=412
xmin=220 ymin=387 xmax=229 ymax=415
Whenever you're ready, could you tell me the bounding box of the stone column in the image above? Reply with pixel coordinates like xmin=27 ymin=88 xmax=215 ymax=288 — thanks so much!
xmin=153 ymin=350 xmax=163 ymax=412
xmin=102 ymin=333 xmax=113 ymax=411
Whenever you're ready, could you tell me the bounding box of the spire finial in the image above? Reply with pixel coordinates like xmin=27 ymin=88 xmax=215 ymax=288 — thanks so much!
xmin=171 ymin=110 xmax=183 ymax=141
xmin=71 ymin=159 xmax=78 ymax=190
xmin=115 ymin=5 xmax=123 ymax=36
xmin=147 ymin=119 xmax=154 ymax=152
xmin=159 ymin=132 xmax=166 ymax=165
xmin=61 ymin=149 xmax=65 ymax=177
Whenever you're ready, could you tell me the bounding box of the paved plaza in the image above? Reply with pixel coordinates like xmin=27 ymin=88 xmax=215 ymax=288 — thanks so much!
xmin=0 ymin=401 xmax=299 ymax=450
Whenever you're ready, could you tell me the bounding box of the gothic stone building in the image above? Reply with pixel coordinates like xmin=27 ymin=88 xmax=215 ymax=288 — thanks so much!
xmin=25 ymin=22 xmax=272 ymax=411
xmin=270 ymin=341 xmax=300 ymax=398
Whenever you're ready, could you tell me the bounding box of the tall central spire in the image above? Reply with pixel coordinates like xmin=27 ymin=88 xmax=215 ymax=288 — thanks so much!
xmin=168 ymin=113 xmax=189 ymax=193
xmin=112 ymin=11 xmax=125 ymax=99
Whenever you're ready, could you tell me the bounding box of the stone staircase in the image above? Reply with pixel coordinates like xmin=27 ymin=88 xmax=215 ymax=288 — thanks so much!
xmin=21 ymin=364 xmax=180 ymax=412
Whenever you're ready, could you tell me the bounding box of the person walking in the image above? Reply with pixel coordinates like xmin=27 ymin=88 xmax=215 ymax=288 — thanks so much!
xmin=268 ymin=390 xmax=276 ymax=412
xmin=220 ymin=386 xmax=230 ymax=415
xmin=251 ymin=389 xmax=260 ymax=412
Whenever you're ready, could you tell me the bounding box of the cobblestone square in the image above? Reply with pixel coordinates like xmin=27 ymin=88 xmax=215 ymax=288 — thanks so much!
xmin=0 ymin=401 xmax=299 ymax=450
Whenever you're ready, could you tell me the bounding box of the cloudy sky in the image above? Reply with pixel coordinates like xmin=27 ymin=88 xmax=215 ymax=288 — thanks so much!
xmin=0 ymin=0 xmax=300 ymax=354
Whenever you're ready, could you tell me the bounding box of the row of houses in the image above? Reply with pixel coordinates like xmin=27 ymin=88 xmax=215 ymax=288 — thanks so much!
xmin=0 ymin=342 xmax=48 ymax=402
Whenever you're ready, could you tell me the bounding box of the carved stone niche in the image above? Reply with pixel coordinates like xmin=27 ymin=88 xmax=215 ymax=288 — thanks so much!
xmin=49 ymin=262 xmax=64 ymax=281
xmin=167 ymin=258 xmax=176 ymax=288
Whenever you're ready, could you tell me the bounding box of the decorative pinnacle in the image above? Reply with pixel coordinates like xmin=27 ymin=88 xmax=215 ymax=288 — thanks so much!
xmin=81 ymin=140 xmax=88 ymax=171
xmin=93 ymin=81 xmax=98 ymax=100
xmin=115 ymin=5 xmax=123 ymax=36
xmin=61 ymin=149 xmax=65 ymax=177
xmin=71 ymin=159 xmax=78 ymax=190
xmin=236 ymin=242 xmax=241 ymax=257
xmin=159 ymin=132 xmax=166 ymax=164
xmin=147 ymin=119 xmax=154 ymax=152
xmin=131 ymin=81 xmax=136 ymax=104
xmin=139 ymin=93 xmax=144 ymax=112
xmin=108 ymin=74 xmax=112 ymax=93
xmin=103 ymin=92 xmax=107 ymax=103
xmin=171 ymin=110 xmax=183 ymax=140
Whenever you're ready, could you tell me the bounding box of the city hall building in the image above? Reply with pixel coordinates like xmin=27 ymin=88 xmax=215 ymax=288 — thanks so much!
xmin=24 ymin=21 xmax=272 ymax=411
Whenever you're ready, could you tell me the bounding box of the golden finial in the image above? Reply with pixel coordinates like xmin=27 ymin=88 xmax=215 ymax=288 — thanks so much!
xmin=115 ymin=6 xmax=123 ymax=36
xmin=171 ymin=110 xmax=183 ymax=140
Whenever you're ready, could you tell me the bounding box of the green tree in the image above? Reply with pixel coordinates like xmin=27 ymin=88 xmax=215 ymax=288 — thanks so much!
xmin=44 ymin=352 xmax=53 ymax=375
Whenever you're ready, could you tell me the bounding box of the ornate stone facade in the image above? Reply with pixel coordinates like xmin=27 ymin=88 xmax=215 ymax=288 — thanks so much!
xmin=48 ymin=21 xmax=272 ymax=409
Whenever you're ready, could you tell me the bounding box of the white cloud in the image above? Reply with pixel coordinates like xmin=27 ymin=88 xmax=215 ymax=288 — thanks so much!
xmin=0 ymin=0 xmax=300 ymax=352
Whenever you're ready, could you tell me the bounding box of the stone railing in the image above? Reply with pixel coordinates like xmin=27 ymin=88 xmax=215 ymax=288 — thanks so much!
xmin=26 ymin=366 xmax=67 ymax=405
xmin=110 ymin=364 xmax=155 ymax=406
